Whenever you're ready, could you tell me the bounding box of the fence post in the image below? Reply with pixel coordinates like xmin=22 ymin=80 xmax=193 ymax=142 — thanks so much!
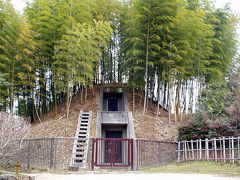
xmin=229 ymin=138 xmax=231 ymax=161
xmin=214 ymin=138 xmax=217 ymax=162
xmin=223 ymin=137 xmax=226 ymax=163
xmin=131 ymin=139 xmax=134 ymax=171
xmin=238 ymin=137 xmax=240 ymax=161
xmin=220 ymin=138 xmax=222 ymax=160
xmin=88 ymin=139 xmax=91 ymax=171
xmin=191 ymin=140 xmax=194 ymax=160
xmin=199 ymin=139 xmax=202 ymax=160
xmin=177 ymin=141 xmax=181 ymax=163
xmin=184 ymin=141 xmax=187 ymax=161
xmin=54 ymin=138 xmax=57 ymax=170
xmin=27 ymin=140 xmax=31 ymax=170
xmin=49 ymin=138 xmax=54 ymax=169
xmin=136 ymin=139 xmax=139 ymax=171
xmin=232 ymin=137 xmax=235 ymax=164
xmin=91 ymin=138 xmax=95 ymax=171
xmin=205 ymin=138 xmax=209 ymax=161
xmin=196 ymin=139 xmax=199 ymax=160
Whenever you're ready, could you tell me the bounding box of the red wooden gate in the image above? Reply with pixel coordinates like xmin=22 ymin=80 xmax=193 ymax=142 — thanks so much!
xmin=91 ymin=138 xmax=133 ymax=170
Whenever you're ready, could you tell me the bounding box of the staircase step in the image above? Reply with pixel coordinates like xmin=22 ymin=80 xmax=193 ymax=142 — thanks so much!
xmin=74 ymin=156 xmax=85 ymax=160
xmin=70 ymin=111 xmax=92 ymax=168
xmin=82 ymin=113 xmax=89 ymax=116
xmin=78 ymin=131 xmax=87 ymax=134
xmin=74 ymin=160 xmax=84 ymax=163
xmin=80 ymin=124 xmax=88 ymax=127
xmin=74 ymin=152 xmax=85 ymax=156
xmin=80 ymin=120 xmax=89 ymax=123
xmin=76 ymin=149 xmax=85 ymax=152
xmin=78 ymin=136 xmax=87 ymax=139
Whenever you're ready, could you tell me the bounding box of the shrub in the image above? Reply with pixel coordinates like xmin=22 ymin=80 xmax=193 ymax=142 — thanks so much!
xmin=178 ymin=112 xmax=238 ymax=141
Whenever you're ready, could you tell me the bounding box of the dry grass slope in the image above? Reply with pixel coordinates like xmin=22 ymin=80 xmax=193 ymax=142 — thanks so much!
xmin=28 ymin=87 xmax=100 ymax=138
xmin=28 ymin=85 xmax=178 ymax=142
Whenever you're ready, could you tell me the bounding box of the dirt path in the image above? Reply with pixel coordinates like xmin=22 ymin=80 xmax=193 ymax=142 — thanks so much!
xmin=33 ymin=173 xmax=240 ymax=180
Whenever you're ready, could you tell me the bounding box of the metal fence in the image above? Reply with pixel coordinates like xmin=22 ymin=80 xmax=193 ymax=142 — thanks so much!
xmin=177 ymin=137 xmax=240 ymax=163
xmin=91 ymin=138 xmax=133 ymax=170
xmin=0 ymin=137 xmax=177 ymax=171
xmin=136 ymin=139 xmax=177 ymax=168
xmin=0 ymin=137 xmax=84 ymax=170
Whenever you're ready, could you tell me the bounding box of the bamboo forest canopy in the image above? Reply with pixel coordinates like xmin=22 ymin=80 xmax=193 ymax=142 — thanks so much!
xmin=0 ymin=0 xmax=239 ymax=122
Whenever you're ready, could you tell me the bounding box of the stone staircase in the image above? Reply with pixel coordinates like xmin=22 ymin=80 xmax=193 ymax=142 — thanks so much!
xmin=70 ymin=111 xmax=92 ymax=169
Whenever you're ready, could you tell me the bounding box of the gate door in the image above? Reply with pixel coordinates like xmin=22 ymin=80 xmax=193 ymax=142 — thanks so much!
xmin=91 ymin=138 xmax=133 ymax=170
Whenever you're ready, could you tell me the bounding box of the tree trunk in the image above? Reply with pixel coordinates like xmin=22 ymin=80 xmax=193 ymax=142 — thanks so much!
xmin=133 ymin=84 xmax=135 ymax=113
xmin=85 ymin=80 xmax=88 ymax=101
xmin=168 ymin=77 xmax=171 ymax=123
xmin=10 ymin=60 xmax=15 ymax=114
xmin=66 ymin=81 xmax=70 ymax=117
xmin=143 ymin=12 xmax=150 ymax=114
xmin=54 ymin=89 xmax=58 ymax=119
xmin=156 ymin=77 xmax=161 ymax=119
xmin=32 ymin=89 xmax=41 ymax=123
xmin=81 ymin=84 xmax=83 ymax=103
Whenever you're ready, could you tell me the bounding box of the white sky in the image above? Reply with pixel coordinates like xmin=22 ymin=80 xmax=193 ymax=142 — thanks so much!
xmin=10 ymin=0 xmax=240 ymax=14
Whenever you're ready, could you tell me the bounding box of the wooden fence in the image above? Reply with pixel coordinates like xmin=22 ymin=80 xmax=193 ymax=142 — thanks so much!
xmin=177 ymin=137 xmax=240 ymax=163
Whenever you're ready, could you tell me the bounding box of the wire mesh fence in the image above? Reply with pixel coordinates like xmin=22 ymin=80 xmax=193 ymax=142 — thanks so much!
xmin=177 ymin=137 xmax=240 ymax=163
xmin=136 ymin=139 xmax=177 ymax=168
xmin=0 ymin=138 xmax=81 ymax=170
xmin=0 ymin=137 xmax=177 ymax=171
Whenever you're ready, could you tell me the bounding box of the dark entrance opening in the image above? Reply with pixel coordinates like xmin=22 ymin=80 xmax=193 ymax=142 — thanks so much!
xmin=108 ymin=98 xmax=118 ymax=111
xmin=105 ymin=131 xmax=122 ymax=163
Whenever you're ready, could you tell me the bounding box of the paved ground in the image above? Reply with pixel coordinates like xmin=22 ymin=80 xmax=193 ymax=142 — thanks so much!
xmin=33 ymin=173 xmax=240 ymax=180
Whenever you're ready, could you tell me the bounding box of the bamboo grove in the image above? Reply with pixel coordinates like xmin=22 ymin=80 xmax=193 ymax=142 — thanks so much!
xmin=0 ymin=0 xmax=238 ymax=122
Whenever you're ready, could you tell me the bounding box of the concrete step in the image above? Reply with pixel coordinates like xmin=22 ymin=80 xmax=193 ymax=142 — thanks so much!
xmin=74 ymin=152 xmax=85 ymax=156
xmin=75 ymin=149 xmax=85 ymax=153
xmin=80 ymin=120 xmax=89 ymax=123
xmin=81 ymin=116 xmax=89 ymax=119
xmin=73 ymin=160 xmax=84 ymax=164
xmin=78 ymin=136 xmax=87 ymax=139
xmin=78 ymin=131 xmax=87 ymax=134
xmin=82 ymin=113 xmax=89 ymax=116
xmin=80 ymin=122 xmax=89 ymax=126
xmin=70 ymin=111 xmax=92 ymax=168
xmin=79 ymin=124 xmax=88 ymax=127
xmin=73 ymin=156 xmax=85 ymax=160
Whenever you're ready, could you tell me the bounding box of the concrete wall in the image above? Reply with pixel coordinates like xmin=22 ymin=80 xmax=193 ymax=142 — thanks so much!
xmin=101 ymin=112 xmax=128 ymax=124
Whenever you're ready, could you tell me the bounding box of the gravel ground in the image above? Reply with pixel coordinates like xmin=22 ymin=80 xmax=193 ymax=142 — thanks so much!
xmin=33 ymin=173 xmax=240 ymax=180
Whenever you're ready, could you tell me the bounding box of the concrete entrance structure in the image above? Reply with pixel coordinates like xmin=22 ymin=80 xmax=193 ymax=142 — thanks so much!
xmin=96 ymin=87 xmax=135 ymax=139
xmin=94 ymin=87 xmax=136 ymax=170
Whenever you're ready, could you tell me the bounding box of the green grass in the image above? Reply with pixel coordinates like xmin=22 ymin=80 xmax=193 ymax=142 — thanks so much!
xmin=140 ymin=161 xmax=240 ymax=176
